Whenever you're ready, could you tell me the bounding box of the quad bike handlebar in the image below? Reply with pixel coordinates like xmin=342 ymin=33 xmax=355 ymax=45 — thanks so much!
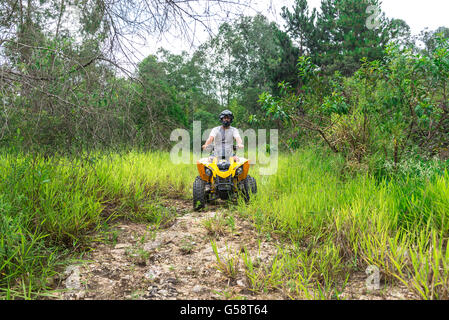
xmin=205 ymin=144 xmax=239 ymax=158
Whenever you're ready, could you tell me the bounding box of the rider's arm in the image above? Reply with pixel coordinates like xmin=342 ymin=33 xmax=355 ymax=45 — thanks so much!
xmin=234 ymin=129 xmax=244 ymax=149
xmin=202 ymin=135 xmax=214 ymax=150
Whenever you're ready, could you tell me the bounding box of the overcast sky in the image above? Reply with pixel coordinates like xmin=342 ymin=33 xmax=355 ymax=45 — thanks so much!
xmin=136 ymin=0 xmax=449 ymax=60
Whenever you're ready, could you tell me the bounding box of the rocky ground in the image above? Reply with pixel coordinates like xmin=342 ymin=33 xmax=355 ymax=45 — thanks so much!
xmin=47 ymin=199 xmax=418 ymax=300
xmin=48 ymin=200 xmax=285 ymax=300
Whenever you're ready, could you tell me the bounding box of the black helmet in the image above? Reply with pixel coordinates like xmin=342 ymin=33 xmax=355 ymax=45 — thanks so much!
xmin=219 ymin=110 xmax=234 ymax=127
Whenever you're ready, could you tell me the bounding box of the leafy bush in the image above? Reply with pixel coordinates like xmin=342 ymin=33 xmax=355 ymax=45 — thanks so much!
xmin=259 ymin=35 xmax=449 ymax=175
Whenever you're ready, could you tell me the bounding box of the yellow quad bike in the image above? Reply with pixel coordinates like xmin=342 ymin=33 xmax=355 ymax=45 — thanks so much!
xmin=193 ymin=146 xmax=257 ymax=211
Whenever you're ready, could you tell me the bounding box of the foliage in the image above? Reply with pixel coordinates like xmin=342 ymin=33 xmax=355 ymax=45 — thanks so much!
xmin=202 ymin=14 xmax=300 ymax=127
xmin=0 ymin=1 xmax=253 ymax=153
xmin=259 ymin=34 xmax=449 ymax=171
xmin=282 ymin=0 xmax=411 ymax=76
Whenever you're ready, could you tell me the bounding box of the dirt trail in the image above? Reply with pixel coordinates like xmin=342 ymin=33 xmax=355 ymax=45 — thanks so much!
xmin=49 ymin=199 xmax=417 ymax=300
xmin=50 ymin=199 xmax=285 ymax=300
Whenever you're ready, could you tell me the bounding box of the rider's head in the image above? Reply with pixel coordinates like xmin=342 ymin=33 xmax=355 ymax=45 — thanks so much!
xmin=219 ymin=110 xmax=234 ymax=128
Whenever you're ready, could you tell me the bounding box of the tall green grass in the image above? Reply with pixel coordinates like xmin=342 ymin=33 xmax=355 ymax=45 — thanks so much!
xmin=1 ymin=147 xmax=448 ymax=299
xmin=238 ymin=149 xmax=449 ymax=299
xmin=0 ymin=149 xmax=195 ymax=299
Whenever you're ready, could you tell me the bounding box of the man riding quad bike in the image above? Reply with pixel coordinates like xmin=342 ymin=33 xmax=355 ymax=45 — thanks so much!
xmin=193 ymin=110 xmax=257 ymax=211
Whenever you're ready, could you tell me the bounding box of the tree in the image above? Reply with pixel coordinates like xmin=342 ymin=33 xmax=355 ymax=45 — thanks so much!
xmin=281 ymin=0 xmax=318 ymax=55
xmin=259 ymin=34 xmax=449 ymax=167
xmin=0 ymin=0 xmax=254 ymax=152
xmin=282 ymin=0 xmax=411 ymax=76
xmin=421 ymin=26 xmax=449 ymax=55
xmin=156 ymin=48 xmax=222 ymax=128
xmin=204 ymin=15 xmax=299 ymax=123
xmin=134 ymin=55 xmax=188 ymax=146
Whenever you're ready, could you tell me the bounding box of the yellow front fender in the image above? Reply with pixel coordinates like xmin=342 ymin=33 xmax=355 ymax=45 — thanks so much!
xmin=197 ymin=156 xmax=250 ymax=182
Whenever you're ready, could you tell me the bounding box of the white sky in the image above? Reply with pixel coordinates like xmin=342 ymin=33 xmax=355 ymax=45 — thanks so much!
xmin=136 ymin=0 xmax=449 ymax=60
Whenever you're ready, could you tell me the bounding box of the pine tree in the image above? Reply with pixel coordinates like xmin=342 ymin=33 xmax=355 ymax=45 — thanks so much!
xmin=281 ymin=0 xmax=318 ymax=55
xmin=283 ymin=0 xmax=411 ymax=76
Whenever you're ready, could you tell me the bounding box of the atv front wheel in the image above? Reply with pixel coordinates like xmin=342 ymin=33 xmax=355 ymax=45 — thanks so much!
xmin=241 ymin=175 xmax=257 ymax=203
xmin=193 ymin=176 xmax=207 ymax=211
xmin=247 ymin=175 xmax=257 ymax=194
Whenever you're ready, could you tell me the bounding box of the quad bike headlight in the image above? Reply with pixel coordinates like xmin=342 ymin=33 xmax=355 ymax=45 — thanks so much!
xmin=235 ymin=166 xmax=243 ymax=176
xmin=205 ymin=167 xmax=213 ymax=177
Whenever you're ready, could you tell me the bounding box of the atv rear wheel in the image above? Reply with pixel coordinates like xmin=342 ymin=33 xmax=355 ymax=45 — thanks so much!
xmin=193 ymin=176 xmax=207 ymax=211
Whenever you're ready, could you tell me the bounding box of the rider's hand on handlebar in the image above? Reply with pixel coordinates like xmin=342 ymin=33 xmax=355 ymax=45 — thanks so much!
xmin=237 ymin=144 xmax=244 ymax=149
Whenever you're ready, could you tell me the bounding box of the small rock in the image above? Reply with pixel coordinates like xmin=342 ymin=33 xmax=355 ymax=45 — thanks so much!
xmin=144 ymin=241 xmax=162 ymax=252
xmin=144 ymin=271 xmax=158 ymax=281
xmin=144 ymin=266 xmax=162 ymax=281
xmin=192 ymin=285 xmax=202 ymax=293
xmin=237 ymin=280 xmax=245 ymax=287
xmin=114 ymin=243 xmax=128 ymax=249
xmin=166 ymin=278 xmax=179 ymax=285
xmin=147 ymin=286 xmax=158 ymax=296
xmin=159 ymin=289 xmax=169 ymax=296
